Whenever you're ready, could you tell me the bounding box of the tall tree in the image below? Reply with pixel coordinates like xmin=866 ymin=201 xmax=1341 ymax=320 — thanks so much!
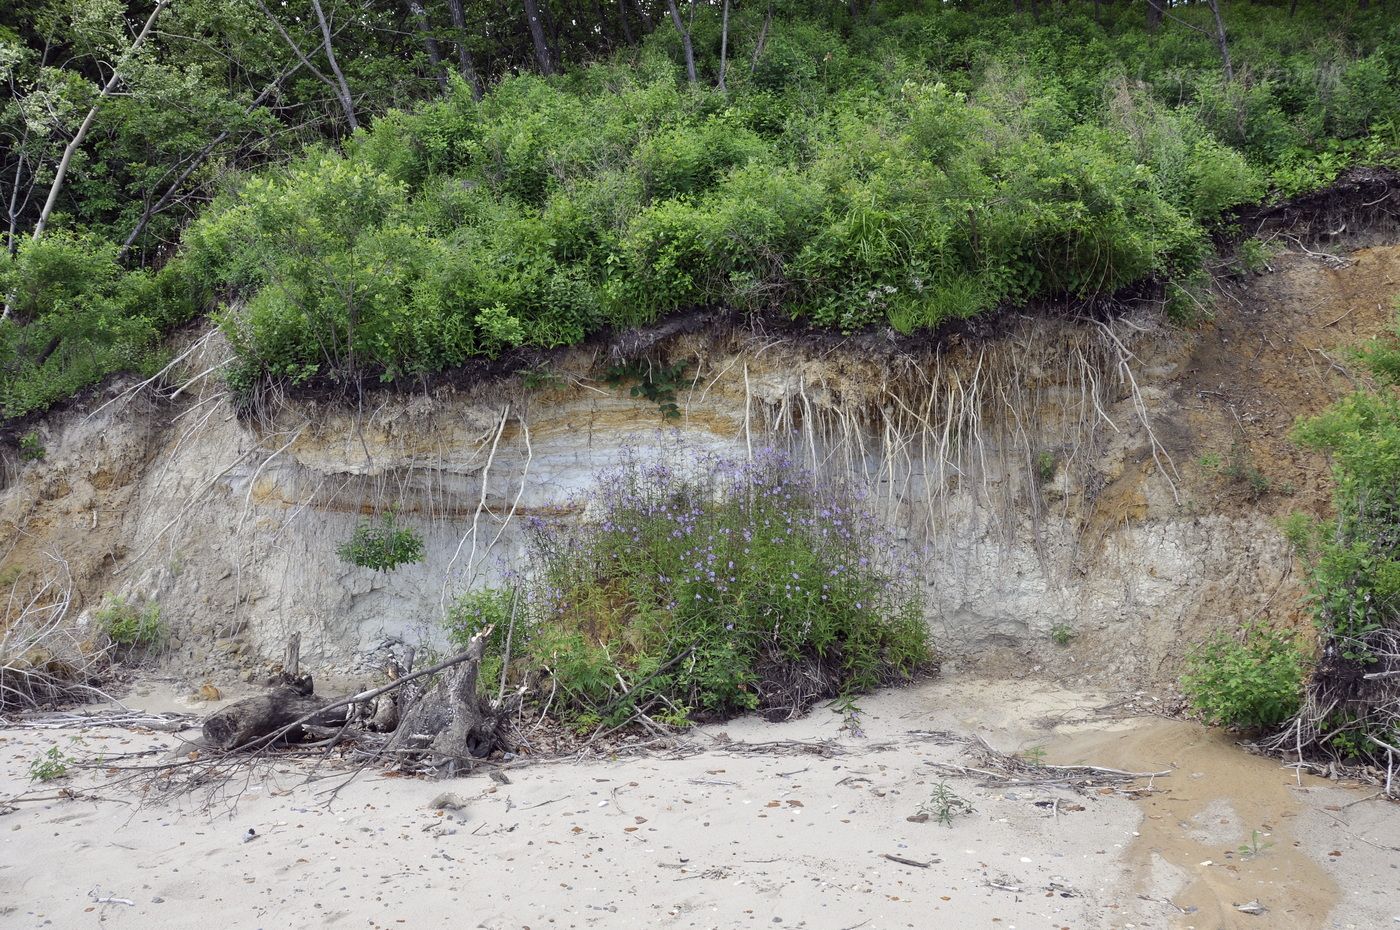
xmin=1207 ymin=0 xmax=1234 ymax=83
xmin=255 ymin=0 xmax=361 ymax=130
xmin=664 ymin=0 xmax=697 ymax=84
xmin=751 ymin=2 xmax=773 ymax=74
xmin=522 ymin=0 xmax=556 ymax=74
xmin=445 ymin=0 xmax=485 ymax=98
xmin=1144 ymin=0 xmax=1231 ymax=82
xmin=717 ymin=0 xmax=731 ymax=91
xmin=406 ymin=0 xmax=451 ymax=92
xmin=308 ymin=0 xmax=359 ymax=129
xmin=615 ymin=0 xmax=635 ymax=44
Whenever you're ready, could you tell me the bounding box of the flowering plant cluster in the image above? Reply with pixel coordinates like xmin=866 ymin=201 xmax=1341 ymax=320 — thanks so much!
xmin=451 ymin=446 xmax=931 ymax=730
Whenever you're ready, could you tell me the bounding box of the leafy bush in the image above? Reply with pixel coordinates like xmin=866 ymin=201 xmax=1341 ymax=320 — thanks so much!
xmin=444 ymin=587 xmax=515 ymax=695
xmin=447 ymin=447 xmax=932 ymax=729
xmin=0 ymin=233 xmax=193 ymax=419
xmin=181 ymin=12 xmax=1296 ymax=393
xmin=18 ymin=431 xmax=44 ymax=462
xmin=95 ymin=595 xmax=167 ymax=650
xmin=1182 ymin=623 xmax=1308 ymax=730
xmin=338 ymin=511 xmax=425 ymax=572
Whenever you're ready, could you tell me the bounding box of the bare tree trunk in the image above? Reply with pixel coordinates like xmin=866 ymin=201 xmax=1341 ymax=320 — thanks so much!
xmin=750 ymin=2 xmax=772 ymax=74
xmin=522 ymin=0 xmax=555 ymax=74
xmin=1146 ymin=0 xmax=1163 ymax=31
xmin=664 ymin=0 xmax=697 ymax=84
xmin=31 ymin=0 xmax=170 ymax=241
xmin=406 ymin=0 xmax=451 ymax=92
xmin=445 ymin=0 xmax=485 ymax=98
xmin=616 ymin=0 xmax=634 ymax=44
xmin=308 ymin=0 xmax=359 ymax=131
xmin=717 ymin=0 xmax=730 ymax=90
xmin=1207 ymin=0 xmax=1233 ymax=83
xmin=6 ymin=151 xmax=26 ymax=254
xmin=255 ymin=0 xmax=360 ymax=131
xmin=540 ymin=0 xmax=561 ymax=59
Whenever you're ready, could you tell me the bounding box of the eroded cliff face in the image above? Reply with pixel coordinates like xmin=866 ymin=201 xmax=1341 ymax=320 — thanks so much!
xmin=4 ymin=241 xmax=1398 ymax=688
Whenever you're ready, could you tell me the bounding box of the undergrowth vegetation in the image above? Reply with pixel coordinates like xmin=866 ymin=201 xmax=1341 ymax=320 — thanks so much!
xmin=445 ymin=448 xmax=931 ymax=731
xmin=1184 ymin=304 xmax=1400 ymax=764
xmin=3 ymin=2 xmax=1399 ymax=417
xmin=1182 ymin=622 xmax=1308 ymax=730
xmin=1270 ymin=302 xmax=1400 ymax=765
xmin=94 ymin=595 xmax=167 ymax=651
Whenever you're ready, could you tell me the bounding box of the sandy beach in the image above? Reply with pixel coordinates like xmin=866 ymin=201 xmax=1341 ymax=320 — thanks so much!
xmin=2 ymin=677 xmax=1397 ymax=930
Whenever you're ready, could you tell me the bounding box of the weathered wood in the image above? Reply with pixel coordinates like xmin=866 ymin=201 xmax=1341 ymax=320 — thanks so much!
xmin=429 ymin=632 xmax=496 ymax=775
xmin=202 ymin=687 xmax=344 ymax=750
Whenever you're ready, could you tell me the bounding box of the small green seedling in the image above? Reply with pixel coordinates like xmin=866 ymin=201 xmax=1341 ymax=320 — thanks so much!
xmin=1018 ymin=745 xmax=1048 ymax=765
xmin=919 ymin=781 xmax=976 ymax=827
xmin=1238 ymin=829 xmax=1274 ymax=859
xmin=29 ymin=746 xmax=72 ymax=782
xmin=338 ymin=510 xmax=425 ymax=572
xmin=1050 ymin=623 xmax=1074 ymax=646
xmin=830 ymin=693 xmax=865 ymax=737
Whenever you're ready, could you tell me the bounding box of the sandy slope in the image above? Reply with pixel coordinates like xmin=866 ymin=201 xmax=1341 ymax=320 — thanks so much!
xmin=1 ymin=677 xmax=1396 ymax=930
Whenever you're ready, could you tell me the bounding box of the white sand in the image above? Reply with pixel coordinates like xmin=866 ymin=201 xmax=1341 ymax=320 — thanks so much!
xmin=2 ymin=677 xmax=1396 ymax=930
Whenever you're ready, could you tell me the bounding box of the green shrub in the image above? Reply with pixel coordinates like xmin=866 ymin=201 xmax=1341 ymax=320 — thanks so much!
xmin=96 ymin=595 xmax=167 ymax=650
xmin=449 ymin=447 xmax=932 ymax=730
xmin=443 ymin=587 xmax=515 ymax=694
xmin=0 ymin=232 xmax=190 ymax=419
xmin=337 ymin=511 xmax=425 ymax=572
xmin=1182 ymin=623 xmax=1308 ymax=730
xmin=9 ymin=1 xmax=1400 ymax=417
xmin=1279 ymin=309 xmax=1400 ymax=763
xmin=18 ymin=431 xmax=44 ymax=462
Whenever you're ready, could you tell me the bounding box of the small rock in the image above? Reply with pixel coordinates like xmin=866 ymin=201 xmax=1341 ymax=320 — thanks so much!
xmin=151 ymin=897 xmax=164 ymax=904
xmin=198 ymin=683 xmax=221 ymax=702
xmin=1235 ymin=901 xmax=1267 ymax=916
xmin=429 ymin=792 xmax=467 ymax=812
xmin=906 ymin=813 xmax=929 ymax=823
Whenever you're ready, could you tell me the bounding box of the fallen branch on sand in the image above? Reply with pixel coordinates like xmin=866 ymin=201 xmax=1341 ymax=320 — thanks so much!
xmin=882 ymin=853 xmax=931 ymax=868
xmin=924 ymin=736 xmax=1171 ymax=792
xmin=6 ymin=710 xmax=200 ymax=731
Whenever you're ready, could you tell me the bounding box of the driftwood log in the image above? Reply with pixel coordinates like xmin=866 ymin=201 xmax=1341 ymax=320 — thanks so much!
xmin=202 ymin=686 xmax=346 ymax=750
xmin=202 ymin=632 xmax=338 ymax=750
xmin=201 ymin=629 xmax=511 ymax=770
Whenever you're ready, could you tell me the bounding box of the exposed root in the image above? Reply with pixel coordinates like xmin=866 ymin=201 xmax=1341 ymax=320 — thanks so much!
xmin=0 ymin=549 xmax=118 ymax=712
